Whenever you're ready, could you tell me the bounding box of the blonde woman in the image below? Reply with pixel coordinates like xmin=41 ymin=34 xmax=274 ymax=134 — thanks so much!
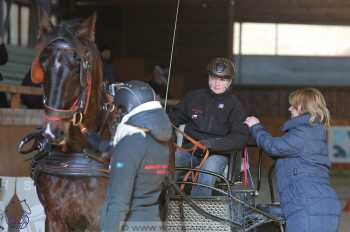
xmin=244 ymin=88 xmax=341 ymax=232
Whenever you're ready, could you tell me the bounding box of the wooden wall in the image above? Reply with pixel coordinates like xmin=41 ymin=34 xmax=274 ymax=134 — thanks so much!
xmin=65 ymin=1 xmax=234 ymax=96
xmin=231 ymin=85 xmax=350 ymax=168
xmin=234 ymin=85 xmax=350 ymax=121
xmin=56 ymin=0 xmax=350 ymax=97
xmin=112 ymin=1 xmax=234 ymax=93
xmin=0 ymin=109 xmax=43 ymax=176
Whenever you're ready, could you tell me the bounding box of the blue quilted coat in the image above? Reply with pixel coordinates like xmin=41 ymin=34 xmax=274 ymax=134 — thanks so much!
xmin=250 ymin=114 xmax=341 ymax=232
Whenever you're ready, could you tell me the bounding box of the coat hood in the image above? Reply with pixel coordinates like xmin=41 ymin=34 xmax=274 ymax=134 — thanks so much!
xmin=120 ymin=101 xmax=172 ymax=142
xmin=282 ymin=114 xmax=326 ymax=140
xmin=282 ymin=114 xmax=311 ymax=132
xmin=127 ymin=108 xmax=172 ymax=142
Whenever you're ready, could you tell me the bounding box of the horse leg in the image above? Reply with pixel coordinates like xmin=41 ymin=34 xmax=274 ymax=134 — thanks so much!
xmin=38 ymin=175 xmax=107 ymax=232
xmin=35 ymin=175 xmax=69 ymax=232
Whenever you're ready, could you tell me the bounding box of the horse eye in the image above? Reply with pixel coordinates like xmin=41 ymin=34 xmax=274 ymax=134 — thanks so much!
xmin=69 ymin=62 xmax=80 ymax=72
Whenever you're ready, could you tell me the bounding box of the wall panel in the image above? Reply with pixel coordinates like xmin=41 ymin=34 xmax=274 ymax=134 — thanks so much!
xmin=234 ymin=86 xmax=350 ymax=119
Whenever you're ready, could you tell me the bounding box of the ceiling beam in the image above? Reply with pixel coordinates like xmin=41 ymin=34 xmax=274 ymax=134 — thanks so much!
xmin=74 ymin=0 xmax=232 ymax=7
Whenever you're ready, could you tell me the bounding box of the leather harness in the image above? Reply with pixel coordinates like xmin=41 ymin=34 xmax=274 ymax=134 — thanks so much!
xmin=172 ymin=124 xmax=210 ymax=191
xmin=27 ymin=26 xmax=109 ymax=178
xmin=32 ymin=151 xmax=109 ymax=179
xmin=33 ymin=26 xmax=93 ymax=129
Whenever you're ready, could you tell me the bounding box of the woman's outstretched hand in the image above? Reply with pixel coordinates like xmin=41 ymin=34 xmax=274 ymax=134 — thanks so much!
xmin=244 ymin=116 xmax=260 ymax=128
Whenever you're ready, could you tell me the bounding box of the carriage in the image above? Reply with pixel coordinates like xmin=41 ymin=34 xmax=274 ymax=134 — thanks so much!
xmin=13 ymin=9 xmax=286 ymax=232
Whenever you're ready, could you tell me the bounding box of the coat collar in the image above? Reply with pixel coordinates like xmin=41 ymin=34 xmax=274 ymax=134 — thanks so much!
xmin=282 ymin=114 xmax=310 ymax=132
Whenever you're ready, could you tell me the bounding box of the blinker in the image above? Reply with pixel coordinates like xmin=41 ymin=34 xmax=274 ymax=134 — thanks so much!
xmin=31 ymin=57 xmax=44 ymax=84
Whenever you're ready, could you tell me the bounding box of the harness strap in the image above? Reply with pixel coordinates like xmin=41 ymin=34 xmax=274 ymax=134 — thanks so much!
xmin=32 ymin=151 xmax=110 ymax=178
xmin=173 ymin=123 xmax=207 ymax=150
xmin=180 ymin=149 xmax=209 ymax=192
xmin=172 ymin=125 xmax=210 ymax=192
xmin=242 ymin=147 xmax=249 ymax=186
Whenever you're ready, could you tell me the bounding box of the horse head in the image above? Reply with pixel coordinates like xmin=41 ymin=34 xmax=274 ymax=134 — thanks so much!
xmin=33 ymin=11 xmax=106 ymax=152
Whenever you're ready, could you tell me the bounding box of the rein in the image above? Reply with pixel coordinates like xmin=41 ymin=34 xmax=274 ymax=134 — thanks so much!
xmin=172 ymin=124 xmax=210 ymax=191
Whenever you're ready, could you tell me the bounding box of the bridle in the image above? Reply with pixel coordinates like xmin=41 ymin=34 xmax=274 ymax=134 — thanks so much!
xmin=38 ymin=28 xmax=93 ymax=128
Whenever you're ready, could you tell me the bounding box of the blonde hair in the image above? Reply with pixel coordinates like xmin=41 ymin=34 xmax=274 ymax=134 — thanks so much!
xmin=288 ymin=88 xmax=330 ymax=128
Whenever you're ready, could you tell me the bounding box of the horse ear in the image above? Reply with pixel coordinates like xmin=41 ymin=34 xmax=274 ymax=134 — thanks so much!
xmin=38 ymin=8 xmax=53 ymax=39
xmin=77 ymin=13 xmax=97 ymax=42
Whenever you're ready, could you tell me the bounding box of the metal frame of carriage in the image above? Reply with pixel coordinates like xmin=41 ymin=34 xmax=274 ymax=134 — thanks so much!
xmin=166 ymin=149 xmax=286 ymax=232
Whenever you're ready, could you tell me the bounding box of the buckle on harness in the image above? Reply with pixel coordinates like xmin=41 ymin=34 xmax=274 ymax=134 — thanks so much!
xmin=72 ymin=112 xmax=83 ymax=126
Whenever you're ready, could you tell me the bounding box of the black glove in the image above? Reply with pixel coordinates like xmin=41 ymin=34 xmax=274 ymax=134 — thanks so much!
xmin=85 ymin=132 xmax=112 ymax=153
xmin=85 ymin=132 xmax=103 ymax=151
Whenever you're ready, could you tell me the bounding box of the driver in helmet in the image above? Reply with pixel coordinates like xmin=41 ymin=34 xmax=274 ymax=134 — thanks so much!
xmin=168 ymin=57 xmax=249 ymax=196
xmin=95 ymin=80 xmax=172 ymax=231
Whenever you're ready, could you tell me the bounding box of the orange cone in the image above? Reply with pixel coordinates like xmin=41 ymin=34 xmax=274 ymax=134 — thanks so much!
xmin=343 ymin=199 xmax=350 ymax=213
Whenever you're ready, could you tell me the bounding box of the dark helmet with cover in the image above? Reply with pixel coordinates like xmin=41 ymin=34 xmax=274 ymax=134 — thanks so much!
xmin=207 ymin=57 xmax=235 ymax=80
xmin=108 ymin=80 xmax=157 ymax=114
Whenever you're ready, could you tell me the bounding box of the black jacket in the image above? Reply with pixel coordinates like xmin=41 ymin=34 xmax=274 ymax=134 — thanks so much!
xmin=0 ymin=43 xmax=9 ymax=108
xmin=168 ymin=88 xmax=249 ymax=154
xmin=101 ymin=107 xmax=172 ymax=232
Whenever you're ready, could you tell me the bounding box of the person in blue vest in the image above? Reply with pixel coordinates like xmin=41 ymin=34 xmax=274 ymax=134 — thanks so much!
xmin=244 ymin=88 xmax=341 ymax=232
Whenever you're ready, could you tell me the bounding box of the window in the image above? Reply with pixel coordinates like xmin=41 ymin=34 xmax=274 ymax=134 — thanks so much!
xmin=233 ymin=23 xmax=350 ymax=57
xmin=20 ymin=6 xmax=30 ymax=46
xmin=6 ymin=2 xmax=30 ymax=47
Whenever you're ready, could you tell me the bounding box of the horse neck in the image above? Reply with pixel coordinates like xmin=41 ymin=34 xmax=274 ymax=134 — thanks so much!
xmin=87 ymin=56 xmax=104 ymax=130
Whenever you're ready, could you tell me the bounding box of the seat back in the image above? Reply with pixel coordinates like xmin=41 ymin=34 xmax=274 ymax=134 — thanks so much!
xmin=175 ymin=124 xmax=185 ymax=146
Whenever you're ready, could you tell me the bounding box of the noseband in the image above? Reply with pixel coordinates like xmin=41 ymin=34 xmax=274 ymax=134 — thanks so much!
xmin=39 ymin=30 xmax=93 ymax=128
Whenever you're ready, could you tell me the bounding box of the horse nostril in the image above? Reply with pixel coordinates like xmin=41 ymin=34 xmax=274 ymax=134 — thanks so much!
xmin=43 ymin=124 xmax=65 ymax=142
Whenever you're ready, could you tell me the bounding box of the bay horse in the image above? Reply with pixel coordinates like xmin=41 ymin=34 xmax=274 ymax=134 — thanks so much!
xmin=23 ymin=11 xmax=111 ymax=231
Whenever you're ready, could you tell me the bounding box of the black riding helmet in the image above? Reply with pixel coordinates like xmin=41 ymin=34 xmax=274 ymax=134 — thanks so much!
xmin=109 ymin=80 xmax=157 ymax=115
xmin=207 ymin=57 xmax=235 ymax=80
